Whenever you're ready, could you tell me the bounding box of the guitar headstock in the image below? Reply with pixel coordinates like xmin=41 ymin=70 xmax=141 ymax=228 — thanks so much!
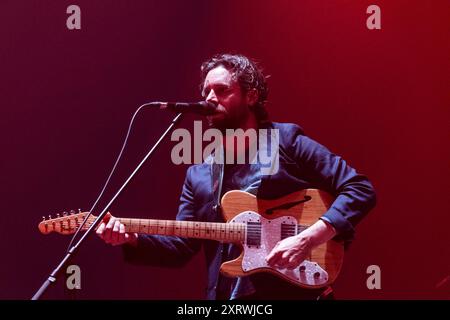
xmin=38 ymin=209 xmax=91 ymax=235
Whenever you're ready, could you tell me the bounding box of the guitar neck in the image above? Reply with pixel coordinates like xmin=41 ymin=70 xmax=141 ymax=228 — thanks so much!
xmin=82 ymin=216 xmax=246 ymax=243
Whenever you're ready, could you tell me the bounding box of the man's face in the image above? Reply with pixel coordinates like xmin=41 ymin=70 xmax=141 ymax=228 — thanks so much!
xmin=202 ymin=66 xmax=252 ymax=130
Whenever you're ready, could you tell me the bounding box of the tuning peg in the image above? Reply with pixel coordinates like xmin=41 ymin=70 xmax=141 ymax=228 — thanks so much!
xmin=63 ymin=211 xmax=68 ymax=216
xmin=70 ymin=210 xmax=76 ymax=214
xmin=48 ymin=215 xmax=52 ymax=219
xmin=56 ymin=213 xmax=60 ymax=218
xmin=42 ymin=216 xmax=46 ymax=221
xmin=78 ymin=208 xmax=82 ymax=213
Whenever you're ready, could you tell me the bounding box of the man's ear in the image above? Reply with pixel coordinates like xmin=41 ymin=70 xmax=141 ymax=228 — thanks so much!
xmin=246 ymin=88 xmax=259 ymax=107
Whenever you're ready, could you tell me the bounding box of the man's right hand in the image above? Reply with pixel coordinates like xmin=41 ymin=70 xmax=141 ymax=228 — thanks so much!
xmin=96 ymin=212 xmax=138 ymax=246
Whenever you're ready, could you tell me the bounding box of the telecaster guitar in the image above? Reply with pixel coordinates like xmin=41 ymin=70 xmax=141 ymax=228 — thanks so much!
xmin=38 ymin=189 xmax=344 ymax=289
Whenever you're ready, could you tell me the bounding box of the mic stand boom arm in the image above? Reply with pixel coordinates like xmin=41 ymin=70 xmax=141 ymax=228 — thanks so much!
xmin=32 ymin=113 xmax=183 ymax=300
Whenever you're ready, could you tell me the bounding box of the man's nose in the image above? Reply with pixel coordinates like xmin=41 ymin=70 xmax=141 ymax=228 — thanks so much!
xmin=206 ymin=89 xmax=218 ymax=104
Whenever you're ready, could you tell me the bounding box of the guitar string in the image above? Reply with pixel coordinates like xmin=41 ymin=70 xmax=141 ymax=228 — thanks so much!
xmin=63 ymin=216 xmax=247 ymax=240
xmin=53 ymin=211 xmax=303 ymax=242
xmin=57 ymin=213 xmax=305 ymax=241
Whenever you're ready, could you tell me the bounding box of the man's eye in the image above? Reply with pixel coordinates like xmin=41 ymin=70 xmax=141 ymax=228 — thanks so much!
xmin=217 ymin=87 xmax=232 ymax=95
xmin=202 ymin=86 xmax=231 ymax=98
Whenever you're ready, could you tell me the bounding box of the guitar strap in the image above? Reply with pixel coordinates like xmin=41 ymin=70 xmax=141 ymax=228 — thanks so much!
xmin=211 ymin=153 xmax=224 ymax=218
xmin=210 ymin=150 xmax=229 ymax=297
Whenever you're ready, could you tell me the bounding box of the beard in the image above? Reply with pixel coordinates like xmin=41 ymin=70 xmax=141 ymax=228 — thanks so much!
xmin=207 ymin=113 xmax=231 ymax=132
xmin=207 ymin=105 xmax=250 ymax=133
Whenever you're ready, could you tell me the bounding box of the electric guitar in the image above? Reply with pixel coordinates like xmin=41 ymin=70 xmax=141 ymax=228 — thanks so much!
xmin=38 ymin=189 xmax=344 ymax=289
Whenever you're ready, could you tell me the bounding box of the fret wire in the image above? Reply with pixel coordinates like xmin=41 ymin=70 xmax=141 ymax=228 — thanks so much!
xmin=167 ymin=220 xmax=173 ymax=236
xmin=108 ymin=218 xmax=246 ymax=241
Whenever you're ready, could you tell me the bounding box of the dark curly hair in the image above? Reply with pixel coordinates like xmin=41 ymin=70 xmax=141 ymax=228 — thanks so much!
xmin=200 ymin=53 xmax=269 ymax=124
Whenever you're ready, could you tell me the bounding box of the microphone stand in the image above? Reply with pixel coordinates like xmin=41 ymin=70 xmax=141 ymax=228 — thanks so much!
xmin=32 ymin=112 xmax=184 ymax=300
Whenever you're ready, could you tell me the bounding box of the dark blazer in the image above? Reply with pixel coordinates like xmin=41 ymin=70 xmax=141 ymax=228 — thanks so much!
xmin=123 ymin=122 xmax=377 ymax=299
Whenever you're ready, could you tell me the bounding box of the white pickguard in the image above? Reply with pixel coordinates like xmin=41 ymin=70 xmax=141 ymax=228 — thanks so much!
xmin=230 ymin=211 xmax=328 ymax=287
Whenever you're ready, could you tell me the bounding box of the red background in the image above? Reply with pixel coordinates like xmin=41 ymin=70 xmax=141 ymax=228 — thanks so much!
xmin=0 ymin=0 xmax=449 ymax=299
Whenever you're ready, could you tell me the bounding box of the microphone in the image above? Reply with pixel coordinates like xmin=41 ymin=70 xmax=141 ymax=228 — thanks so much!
xmin=147 ymin=101 xmax=218 ymax=116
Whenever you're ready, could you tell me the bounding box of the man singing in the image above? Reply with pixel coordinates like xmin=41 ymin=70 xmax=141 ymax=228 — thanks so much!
xmin=97 ymin=53 xmax=376 ymax=300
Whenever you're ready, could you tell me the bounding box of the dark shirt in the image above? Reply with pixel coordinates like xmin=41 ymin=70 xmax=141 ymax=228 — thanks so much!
xmin=218 ymin=163 xmax=261 ymax=299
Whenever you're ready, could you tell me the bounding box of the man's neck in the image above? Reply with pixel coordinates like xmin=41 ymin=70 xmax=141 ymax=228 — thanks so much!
xmin=222 ymin=115 xmax=258 ymax=165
